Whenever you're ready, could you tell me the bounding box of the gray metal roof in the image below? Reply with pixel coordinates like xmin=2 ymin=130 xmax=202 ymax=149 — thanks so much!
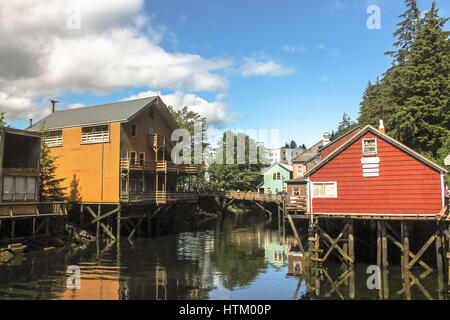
xmin=28 ymin=96 xmax=158 ymax=130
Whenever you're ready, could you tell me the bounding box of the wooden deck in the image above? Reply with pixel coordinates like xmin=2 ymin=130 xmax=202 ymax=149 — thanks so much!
xmin=120 ymin=191 xmax=198 ymax=205
xmin=0 ymin=202 xmax=68 ymax=219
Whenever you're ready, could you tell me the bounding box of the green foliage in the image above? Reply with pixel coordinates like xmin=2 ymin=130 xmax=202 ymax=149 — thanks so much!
xmin=358 ymin=0 xmax=449 ymax=173
xmin=39 ymin=129 xmax=66 ymax=201
xmin=207 ymin=131 xmax=267 ymax=191
xmin=68 ymin=174 xmax=82 ymax=203
xmin=331 ymin=112 xmax=358 ymax=141
xmin=0 ymin=112 xmax=5 ymax=127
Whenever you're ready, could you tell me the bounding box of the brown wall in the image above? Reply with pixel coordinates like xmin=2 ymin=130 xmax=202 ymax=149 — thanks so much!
xmin=120 ymin=101 xmax=176 ymax=163
xmin=50 ymin=123 xmax=121 ymax=203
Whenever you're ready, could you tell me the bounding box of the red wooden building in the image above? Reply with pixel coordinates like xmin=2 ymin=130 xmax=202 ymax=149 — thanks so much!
xmin=304 ymin=125 xmax=447 ymax=217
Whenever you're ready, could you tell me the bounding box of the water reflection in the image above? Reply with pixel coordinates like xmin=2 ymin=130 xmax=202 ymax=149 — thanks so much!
xmin=0 ymin=214 xmax=446 ymax=300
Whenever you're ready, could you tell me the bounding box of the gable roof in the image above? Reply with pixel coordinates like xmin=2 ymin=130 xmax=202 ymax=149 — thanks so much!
xmin=262 ymin=162 xmax=293 ymax=174
xmin=305 ymin=125 xmax=447 ymax=177
xmin=27 ymin=96 xmax=178 ymax=131
xmin=292 ymin=140 xmax=324 ymax=163
xmin=318 ymin=126 xmax=362 ymax=152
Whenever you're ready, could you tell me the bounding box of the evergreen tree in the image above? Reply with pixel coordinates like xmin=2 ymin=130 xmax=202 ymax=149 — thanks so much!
xmin=333 ymin=112 xmax=358 ymax=140
xmin=385 ymin=0 xmax=421 ymax=65
xmin=68 ymin=174 xmax=82 ymax=203
xmin=301 ymin=143 xmax=306 ymax=149
xmin=289 ymin=140 xmax=297 ymax=148
xmin=0 ymin=112 xmax=5 ymax=126
xmin=39 ymin=129 xmax=66 ymax=201
xmin=358 ymin=0 xmax=449 ymax=166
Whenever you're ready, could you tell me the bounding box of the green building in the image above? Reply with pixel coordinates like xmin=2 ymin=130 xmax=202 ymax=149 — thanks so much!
xmin=261 ymin=163 xmax=292 ymax=194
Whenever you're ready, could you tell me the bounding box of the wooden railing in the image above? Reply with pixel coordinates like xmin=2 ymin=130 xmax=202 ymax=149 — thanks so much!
xmin=0 ymin=202 xmax=67 ymax=218
xmin=120 ymin=159 xmax=157 ymax=171
xmin=153 ymin=133 xmax=165 ymax=149
xmin=122 ymin=191 xmax=198 ymax=204
xmin=156 ymin=160 xmax=198 ymax=174
xmin=81 ymin=131 xmax=109 ymax=144
xmin=210 ymin=191 xmax=284 ymax=203
xmin=286 ymin=195 xmax=307 ymax=212
xmin=44 ymin=136 xmax=62 ymax=147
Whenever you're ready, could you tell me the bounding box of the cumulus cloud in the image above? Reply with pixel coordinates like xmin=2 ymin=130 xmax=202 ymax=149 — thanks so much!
xmin=239 ymin=58 xmax=295 ymax=78
xmin=125 ymin=90 xmax=233 ymax=127
xmin=0 ymin=0 xmax=232 ymax=121
xmin=281 ymin=45 xmax=306 ymax=53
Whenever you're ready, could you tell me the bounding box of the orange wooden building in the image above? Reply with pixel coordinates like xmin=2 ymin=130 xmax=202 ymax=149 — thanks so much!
xmin=28 ymin=96 xmax=197 ymax=205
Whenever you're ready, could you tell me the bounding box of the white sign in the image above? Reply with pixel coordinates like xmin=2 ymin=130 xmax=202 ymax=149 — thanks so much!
xmin=361 ymin=157 xmax=380 ymax=164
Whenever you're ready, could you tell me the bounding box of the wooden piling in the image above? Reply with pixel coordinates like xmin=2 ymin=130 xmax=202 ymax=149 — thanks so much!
xmin=117 ymin=208 xmax=121 ymax=241
xmin=435 ymin=221 xmax=445 ymax=297
xmin=402 ymin=221 xmax=411 ymax=300
xmin=348 ymin=220 xmax=354 ymax=265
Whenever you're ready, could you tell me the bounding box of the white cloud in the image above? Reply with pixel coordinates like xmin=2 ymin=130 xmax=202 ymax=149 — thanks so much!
xmin=281 ymin=45 xmax=306 ymax=53
xmin=0 ymin=0 xmax=232 ymax=121
xmin=125 ymin=90 xmax=233 ymax=127
xmin=239 ymin=58 xmax=295 ymax=78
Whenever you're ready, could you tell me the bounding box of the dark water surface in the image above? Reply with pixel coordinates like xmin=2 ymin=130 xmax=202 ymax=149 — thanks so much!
xmin=0 ymin=214 xmax=445 ymax=300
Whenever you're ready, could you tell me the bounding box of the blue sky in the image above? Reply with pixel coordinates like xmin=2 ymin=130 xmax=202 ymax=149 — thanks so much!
xmin=4 ymin=0 xmax=449 ymax=148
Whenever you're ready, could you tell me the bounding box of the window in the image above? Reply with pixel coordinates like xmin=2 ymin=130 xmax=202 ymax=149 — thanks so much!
xmin=130 ymin=151 xmax=137 ymax=165
xmin=312 ymin=182 xmax=337 ymax=198
xmin=296 ymin=165 xmax=304 ymax=177
xmin=2 ymin=176 xmax=37 ymax=201
xmin=149 ymin=108 xmax=154 ymax=119
xmin=277 ymin=172 xmax=281 ymax=180
xmin=272 ymin=172 xmax=277 ymax=180
xmin=121 ymin=178 xmax=127 ymax=193
xmin=81 ymin=125 xmax=109 ymax=144
xmin=120 ymin=150 xmax=128 ymax=159
xmin=45 ymin=130 xmax=62 ymax=147
xmin=293 ymin=186 xmax=300 ymax=196
xmin=130 ymin=179 xmax=136 ymax=192
xmin=131 ymin=124 xmax=137 ymax=137
xmin=362 ymin=138 xmax=377 ymax=155
xmin=139 ymin=152 xmax=145 ymax=166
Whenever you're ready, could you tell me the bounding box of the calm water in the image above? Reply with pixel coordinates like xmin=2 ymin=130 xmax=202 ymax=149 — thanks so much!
xmin=0 ymin=214 xmax=446 ymax=300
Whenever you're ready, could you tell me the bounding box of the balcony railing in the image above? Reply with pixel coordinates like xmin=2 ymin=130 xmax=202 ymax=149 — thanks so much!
xmin=81 ymin=131 xmax=109 ymax=144
xmin=121 ymin=191 xmax=198 ymax=204
xmin=45 ymin=136 xmax=62 ymax=147
xmin=120 ymin=159 xmax=156 ymax=171
xmin=156 ymin=160 xmax=198 ymax=174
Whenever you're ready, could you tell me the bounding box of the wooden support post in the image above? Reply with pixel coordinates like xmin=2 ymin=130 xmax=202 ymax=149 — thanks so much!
xmin=381 ymin=221 xmax=389 ymax=299
xmin=11 ymin=220 xmax=15 ymax=240
xmin=435 ymin=221 xmax=445 ymax=298
xmin=117 ymin=208 xmax=121 ymax=241
xmin=45 ymin=218 xmax=49 ymax=236
xmin=277 ymin=205 xmax=281 ymax=237
xmin=376 ymin=221 xmax=383 ymax=299
xmin=96 ymin=204 xmax=101 ymax=240
xmin=32 ymin=217 xmax=36 ymax=240
xmin=348 ymin=220 xmax=354 ymax=265
xmin=80 ymin=204 xmax=84 ymax=226
xmin=402 ymin=221 xmax=411 ymax=300
xmin=286 ymin=214 xmax=306 ymax=255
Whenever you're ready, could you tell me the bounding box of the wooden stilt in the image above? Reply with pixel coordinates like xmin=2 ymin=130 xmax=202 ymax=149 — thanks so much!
xmin=117 ymin=208 xmax=121 ymax=241
xmin=11 ymin=220 xmax=15 ymax=239
xmin=32 ymin=217 xmax=36 ymax=240
xmin=435 ymin=221 xmax=445 ymax=298
xmin=402 ymin=222 xmax=411 ymax=300
xmin=381 ymin=221 xmax=389 ymax=299
xmin=96 ymin=204 xmax=101 ymax=240
xmin=348 ymin=220 xmax=354 ymax=264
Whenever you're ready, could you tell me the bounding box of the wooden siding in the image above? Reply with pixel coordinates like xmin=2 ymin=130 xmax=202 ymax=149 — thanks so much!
xmin=310 ymin=132 xmax=443 ymax=215
xmin=50 ymin=123 xmax=121 ymax=203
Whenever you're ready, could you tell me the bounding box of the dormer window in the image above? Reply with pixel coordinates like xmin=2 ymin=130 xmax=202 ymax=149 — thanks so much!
xmin=296 ymin=164 xmax=304 ymax=177
xmin=362 ymin=138 xmax=377 ymax=155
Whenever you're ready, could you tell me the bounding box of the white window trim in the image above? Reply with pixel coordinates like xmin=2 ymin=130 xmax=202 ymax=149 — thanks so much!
xmin=362 ymin=138 xmax=377 ymax=156
xmin=311 ymin=181 xmax=338 ymax=198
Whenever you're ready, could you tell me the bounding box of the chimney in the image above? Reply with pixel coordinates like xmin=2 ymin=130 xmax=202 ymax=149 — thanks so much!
xmin=379 ymin=119 xmax=385 ymax=134
xmin=29 ymin=119 xmax=33 ymax=127
xmin=323 ymin=132 xmax=330 ymax=145
xmin=50 ymin=99 xmax=60 ymax=113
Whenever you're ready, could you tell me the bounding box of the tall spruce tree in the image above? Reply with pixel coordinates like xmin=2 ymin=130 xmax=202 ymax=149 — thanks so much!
xmin=39 ymin=129 xmax=66 ymax=201
xmin=359 ymin=0 xmax=449 ymax=167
